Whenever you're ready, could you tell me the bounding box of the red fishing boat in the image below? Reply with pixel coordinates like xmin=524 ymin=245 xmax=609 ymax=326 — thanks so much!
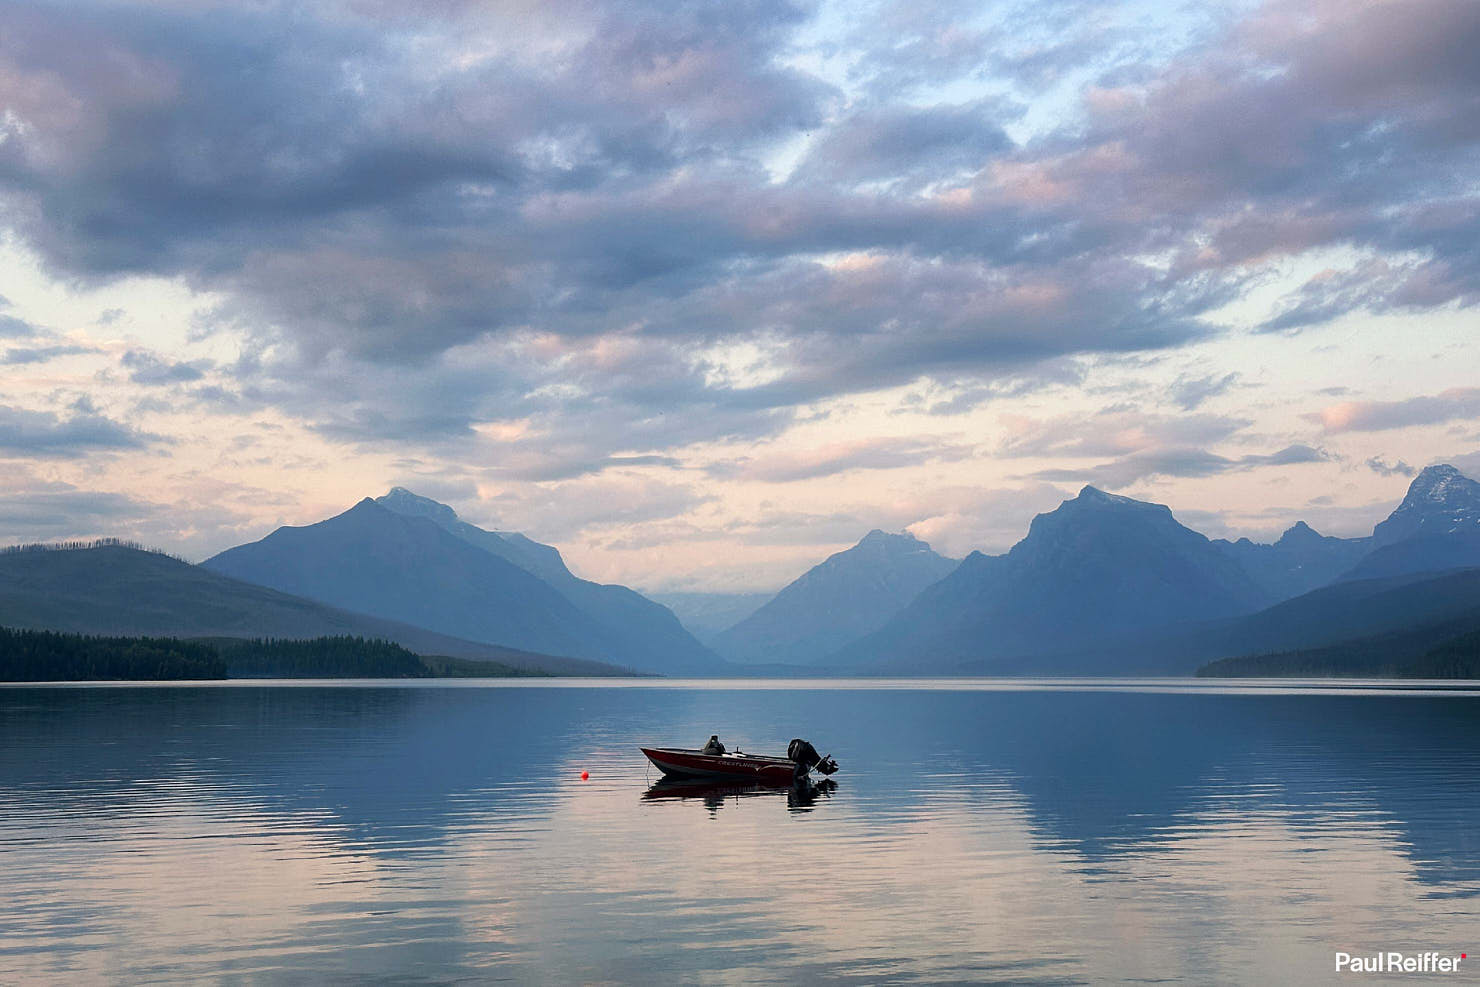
xmin=640 ymin=738 xmax=838 ymax=784
xmin=640 ymin=747 xmax=801 ymax=783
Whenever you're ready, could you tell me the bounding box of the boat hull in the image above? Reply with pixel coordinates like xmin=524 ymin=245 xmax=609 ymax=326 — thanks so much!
xmin=639 ymin=746 xmax=801 ymax=784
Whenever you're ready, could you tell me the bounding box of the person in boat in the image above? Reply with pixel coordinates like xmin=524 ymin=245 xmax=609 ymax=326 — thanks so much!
xmin=701 ymin=734 xmax=726 ymax=755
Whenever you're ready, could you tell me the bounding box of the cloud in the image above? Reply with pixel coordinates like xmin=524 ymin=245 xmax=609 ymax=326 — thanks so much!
xmin=0 ymin=302 xmax=95 ymax=364
xmin=0 ymin=0 xmax=1475 ymax=497
xmin=999 ymin=409 xmax=1250 ymax=459
xmin=1316 ymin=387 xmax=1480 ymax=433
xmin=721 ymin=435 xmax=977 ymax=483
xmin=479 ymin=475 xmax=716 ymax=544
xmin=792 ymin=101 xmax=1012 ymax=187
xmin=0 ymin=480 xmax=160 ymax=533
xmin=0 ymin=314 xmax=40 ymax=338
xmin=0 ymin=343 xmax=94 ymax=365
xmin=1365 ymin=456 xmax=1416 ymax=478
xmin=491 ymin=453 xmax=688 ymax=483
xmin=120 ymin=350 xmax=211 ymax=385
xmin=257 ymin=332 xmax=799 ymax=478
xmin=891 ymin=360 xmax=1091 ymax=417
xmin=1256 ymin=444 xmax=1331 ymax=467
xmin=1448 ymin=450 xmax=1480 ymax=479
xmin=1030 ymin=443 xmax=1330 ymax=488
xmin=0 ymin=405 xmax=161 ymax=458
xmin=901 ymin=480 xmax=1072 ymax=557
xmin=1169 ymin=372 xmax=1240 ymax=410
xmin=0 ymin=0 xmax=1468 ymax=443
xmin=0 ymin=466 xmax=312 ymax=559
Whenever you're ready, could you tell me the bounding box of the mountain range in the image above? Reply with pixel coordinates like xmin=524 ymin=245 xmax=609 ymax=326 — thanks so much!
xmin=831 ymin=464 xmax=1480 ymax=674
xmin=1211 ymin=521 xmax=1371 ymax=601
xmin=204 ymin=492 xmax=721 ymax=676
xmin=834 ymin=487 xmax=1275 ymax=671
xmin=680 ymin=463 xmax=1480 ymax=676
xmin=2 ymin=465 xmax=1478 ymax=679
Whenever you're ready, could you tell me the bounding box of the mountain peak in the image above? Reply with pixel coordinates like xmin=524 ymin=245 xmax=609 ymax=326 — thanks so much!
xmin=1372 ymin=464 xmax=1480 ymax=546
xmin=836 ymin=529 xmax=940 ymax=568
xmin=855 ymin=528 xmax=924 ymax=550
xmin=1021 ymin=488 xmax=1198 ymax=563
xmin=1062 ymin=485 xmax=1172 ymax=516
xmin=1400 ymin=463 xmax=1477 ymax=506
xmin=714 ymin=526 xmax=957 ymax=663
xmin=1275 ymin=520 xmax=1323 ymax=547
xmin=1075 ymin=485 xmax=1140 ymax=506
xmin=1409 ymin=464 xmax=1466 ymax=496
xmin=376 ymin=487 xmax=460 ymax=525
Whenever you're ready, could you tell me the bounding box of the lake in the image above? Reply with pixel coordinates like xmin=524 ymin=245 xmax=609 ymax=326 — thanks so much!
xmin=2 ymin=679 xmax=1478 ymax=983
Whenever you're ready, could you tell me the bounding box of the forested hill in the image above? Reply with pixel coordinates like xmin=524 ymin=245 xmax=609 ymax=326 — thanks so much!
xmin=0 ymin=627 xmax=226 ymax=681
xmin=214 ymin=636 xmax=431 ymax=678
xmin=0 ymin=629 xmax=547 ymax=681
xmin=1197 ymin=623 xmax=1480 ymax=679
xmin=0 ymin=543 xmax=627 ymax=676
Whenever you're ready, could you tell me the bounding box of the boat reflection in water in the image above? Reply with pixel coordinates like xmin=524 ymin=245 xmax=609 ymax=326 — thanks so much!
xmin=642 ymin=776 xmax=838 ymax=814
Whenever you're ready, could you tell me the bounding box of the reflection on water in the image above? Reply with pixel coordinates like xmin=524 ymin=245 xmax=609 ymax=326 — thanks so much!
xmin=642 ymin=776 xmax=839 ymax=814
xmin=1 ymin=681 xmax=1478 ymax=983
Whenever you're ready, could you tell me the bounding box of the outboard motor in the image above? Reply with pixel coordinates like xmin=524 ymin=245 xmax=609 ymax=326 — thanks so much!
xmin=787 ymin=738 xmax=839 ymax=777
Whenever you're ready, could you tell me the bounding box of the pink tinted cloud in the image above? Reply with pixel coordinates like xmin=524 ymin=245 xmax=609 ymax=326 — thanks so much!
xmin=1317 ymin=387 xmax=1480 ymax=433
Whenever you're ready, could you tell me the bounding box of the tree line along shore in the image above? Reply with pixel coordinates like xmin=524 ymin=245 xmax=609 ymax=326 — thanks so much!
xmin=0 ymin=627 xmax=548 ymax=681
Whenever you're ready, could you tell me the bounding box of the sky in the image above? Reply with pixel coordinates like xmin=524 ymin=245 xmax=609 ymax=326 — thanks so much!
xmin=0 ymin=0 xmax=1477 ymax=593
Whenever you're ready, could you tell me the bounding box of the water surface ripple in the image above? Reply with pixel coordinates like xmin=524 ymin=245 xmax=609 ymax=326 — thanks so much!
xmin=2 ymin=680 xmax=1477 ymax=983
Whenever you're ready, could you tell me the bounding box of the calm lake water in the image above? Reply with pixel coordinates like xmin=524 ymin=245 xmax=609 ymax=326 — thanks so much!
xmin=2 ymin=679 xmax=1478 ymax=984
